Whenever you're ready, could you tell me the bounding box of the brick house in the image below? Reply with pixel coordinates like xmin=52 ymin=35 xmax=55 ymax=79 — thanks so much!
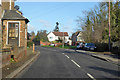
xmin=1 ymin=0 xmax=29 ymax=49
xmin=1 ymin=0 xmax=29 ymax=66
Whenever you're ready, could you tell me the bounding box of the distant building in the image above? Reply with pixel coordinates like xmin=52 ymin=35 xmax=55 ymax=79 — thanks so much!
xmin=72 ymin=31 xmax=84 ymax=45
xmin=47 ymin=32 xmax=69 ymax=43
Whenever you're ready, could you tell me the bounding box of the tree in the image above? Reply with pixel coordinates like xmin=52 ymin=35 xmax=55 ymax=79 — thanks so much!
xmin=35 ymin=30 xmax=48 ymax=42
xmin=30 ymin=31 xmax=35 ymax=42
xmin=76 ymin=1 xmax=120 ymax=44
xmin=54 ymin=22 xmax=59 ymax=32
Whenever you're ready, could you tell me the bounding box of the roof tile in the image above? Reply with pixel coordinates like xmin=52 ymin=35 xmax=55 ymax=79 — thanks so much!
xmin=53 ymin=32 xmax=68 ymax=36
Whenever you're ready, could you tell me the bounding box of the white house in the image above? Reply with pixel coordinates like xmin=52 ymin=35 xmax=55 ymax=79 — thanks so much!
xmin=47 ymin=32 xmax=69 ymax=43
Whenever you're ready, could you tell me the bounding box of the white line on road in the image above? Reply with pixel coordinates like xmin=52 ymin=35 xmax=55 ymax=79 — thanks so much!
xmin=65 ymin=55 xmax=70 ymax=59
xmin=71 ymin=60 xmax=81 ymax=68
xmin=87 ymin=73 xmax=96 ymax=80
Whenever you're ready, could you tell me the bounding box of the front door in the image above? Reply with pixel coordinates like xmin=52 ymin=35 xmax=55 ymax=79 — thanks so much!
xmin=8 ymin=22 xmax=19 ymax=46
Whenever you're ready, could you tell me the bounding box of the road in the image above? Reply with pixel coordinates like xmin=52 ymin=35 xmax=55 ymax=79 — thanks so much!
xmin=17 ymin=46 xmax=120 ymax=79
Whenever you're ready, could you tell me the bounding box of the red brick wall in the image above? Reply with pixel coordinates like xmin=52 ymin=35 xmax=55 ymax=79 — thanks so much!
xmin=40 ymin=41 xmax=50 ymax=46
xmin=2 ymin=47 xmax=26 ymax=68
xmin=2 ymin=20 xmax=27 ymax=48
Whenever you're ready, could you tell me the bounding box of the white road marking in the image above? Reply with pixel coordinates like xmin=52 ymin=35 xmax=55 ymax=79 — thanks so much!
xmin=65 ymin=55 xmax=70 ymax=59
xmin=87 ymin=73 xmax=96 ymax=80
xmin=71 ymin=60 xmax=81 ymax=68
xmin=62 ymin=53 xmax=64 ymax=54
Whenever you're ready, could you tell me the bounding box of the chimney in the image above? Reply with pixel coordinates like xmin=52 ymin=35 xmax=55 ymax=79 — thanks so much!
xmin=2 ymin=0 xmax=15 ymax=10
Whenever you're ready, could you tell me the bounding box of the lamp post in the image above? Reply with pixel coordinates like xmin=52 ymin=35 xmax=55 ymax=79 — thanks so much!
xmin=108 ymin=0 xmax=111 ymax=51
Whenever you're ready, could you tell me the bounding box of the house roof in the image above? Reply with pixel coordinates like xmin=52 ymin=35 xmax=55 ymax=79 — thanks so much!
xmin=52 ymin=32 xmax=68 ymax=36
xmin=72 ymin=31 xmax=82 ymax=36
xmin=2 ymin=10 xmax=29 ymax=23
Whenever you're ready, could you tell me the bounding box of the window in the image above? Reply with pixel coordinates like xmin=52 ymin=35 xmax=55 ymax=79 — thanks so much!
xmin=8 ymin=23 xmax=19 ymax=38
xmin=50 ymin=37 xmax=53 ymax=39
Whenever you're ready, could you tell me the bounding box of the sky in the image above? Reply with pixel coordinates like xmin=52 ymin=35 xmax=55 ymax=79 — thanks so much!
xmin=15 ymin=2 xmax=99 ymax=36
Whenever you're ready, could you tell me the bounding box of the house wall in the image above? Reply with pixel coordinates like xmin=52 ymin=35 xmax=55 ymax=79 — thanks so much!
xmin=47 ymin=32 xmax=69 ymax=43
xmin=63 ymin=36 xmax=69 ymax=43
xmin=72 ymin=34 xmax=77 ymax=45
xmin=47 ymin=32 xmax=56 ymax=42
xmin=2 ymin=20 xmax=27 ymax=48
xmin=77 ymin=32 xmax=84 ymax=42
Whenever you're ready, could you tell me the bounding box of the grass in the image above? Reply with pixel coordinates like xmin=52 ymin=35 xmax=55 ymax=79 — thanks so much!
xmin=42 ymin=45 xmax=76 ymax=49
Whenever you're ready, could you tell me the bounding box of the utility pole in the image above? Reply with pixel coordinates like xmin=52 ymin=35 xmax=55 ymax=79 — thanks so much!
xmin=62 ymin=32 xmax=64 ymax=48
xmin=108 ymin=0 xmax=111 ymax=51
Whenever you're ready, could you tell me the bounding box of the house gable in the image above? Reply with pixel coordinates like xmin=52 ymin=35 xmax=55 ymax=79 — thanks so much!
xmin=47 ymin=32 xmax=56 ymax=42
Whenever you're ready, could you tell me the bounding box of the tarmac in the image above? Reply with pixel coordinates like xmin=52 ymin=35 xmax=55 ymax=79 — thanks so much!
xmin=1 ymin=47 xmax=119 ymax=79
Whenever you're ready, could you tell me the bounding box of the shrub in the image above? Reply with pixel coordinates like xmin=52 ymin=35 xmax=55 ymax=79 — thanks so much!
xmin=27 ymin=41 xmax=34 ymax=48
xmin=95 ymin=43 xmax=109 ymax=52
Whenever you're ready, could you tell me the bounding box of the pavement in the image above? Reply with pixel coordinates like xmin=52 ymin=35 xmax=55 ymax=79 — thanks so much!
xmin=75 ymin=49 xmax=120 ymax=66
xmin=15 ymin=46 xmax=120 ymax=79
xmin=2 ymin=48 xmax=40 ymax=79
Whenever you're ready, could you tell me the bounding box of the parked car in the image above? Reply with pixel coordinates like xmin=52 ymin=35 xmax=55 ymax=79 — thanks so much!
xmin=76 ymin=43 xmax=85 ymax=49
xmin=84 ymin=43 xmax=97 ymax=51
xmin=49 ymin=43 xmax=55 ymax=46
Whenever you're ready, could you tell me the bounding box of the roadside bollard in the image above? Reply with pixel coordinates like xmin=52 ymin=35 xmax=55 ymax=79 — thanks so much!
xmin=33 ymin=43 xmax=35 ymax=53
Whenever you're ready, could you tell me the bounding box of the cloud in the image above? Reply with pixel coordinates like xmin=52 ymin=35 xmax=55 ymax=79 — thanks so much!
xmin=28 ymin=23 xmax=37 ymax=32
xmin=40 ymin=20 xmax=51 ymax=28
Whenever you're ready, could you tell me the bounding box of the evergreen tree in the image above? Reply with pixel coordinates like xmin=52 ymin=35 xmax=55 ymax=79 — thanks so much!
xmin=54 ymin=22 xmax=59 ymax=32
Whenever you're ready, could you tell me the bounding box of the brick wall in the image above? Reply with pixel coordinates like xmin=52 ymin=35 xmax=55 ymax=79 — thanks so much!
xmin=2 ymin=47 xmax=26 ymax=68
xmin=1 ymin=0 xmax=15 ymax=11
xmin=2 ymin=20 xmax=27 ymax=48
xmin=40 ymin=41 xmax=50 ymax=46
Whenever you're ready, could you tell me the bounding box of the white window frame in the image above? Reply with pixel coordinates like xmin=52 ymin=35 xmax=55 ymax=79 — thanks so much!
xmin=7 ymin=21 xmax=21 ymax=47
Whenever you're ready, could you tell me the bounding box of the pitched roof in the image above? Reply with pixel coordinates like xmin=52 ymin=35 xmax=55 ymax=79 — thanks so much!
xmin=2 ymin=10 xmax=29 ymax=23
xmin=72 ymin=31 xmax=82 ymax=36
xmin=52 ymin=32 xmax=68 ymax=36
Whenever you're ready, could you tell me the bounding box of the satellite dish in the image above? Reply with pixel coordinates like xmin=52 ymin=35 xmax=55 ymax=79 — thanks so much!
xmin=14 ymin=5 xmax=20 ymax=10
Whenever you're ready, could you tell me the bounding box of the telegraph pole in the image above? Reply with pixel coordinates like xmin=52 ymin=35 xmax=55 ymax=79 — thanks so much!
xmin=108 ymin=0 xmax=111 ymax=51
xmin=62 ymin=32 xmax=64 ymax=48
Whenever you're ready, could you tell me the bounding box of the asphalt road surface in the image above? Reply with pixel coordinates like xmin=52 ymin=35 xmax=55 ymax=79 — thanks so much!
xmin=17 ymin=46 xmax=120 ymax=79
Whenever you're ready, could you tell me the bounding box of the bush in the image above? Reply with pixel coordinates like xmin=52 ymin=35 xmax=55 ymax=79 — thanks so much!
xmin=95 ymin=43 xmax=109 ymax=52
xmin=27 ymin=42 xmax=34 ymax=48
